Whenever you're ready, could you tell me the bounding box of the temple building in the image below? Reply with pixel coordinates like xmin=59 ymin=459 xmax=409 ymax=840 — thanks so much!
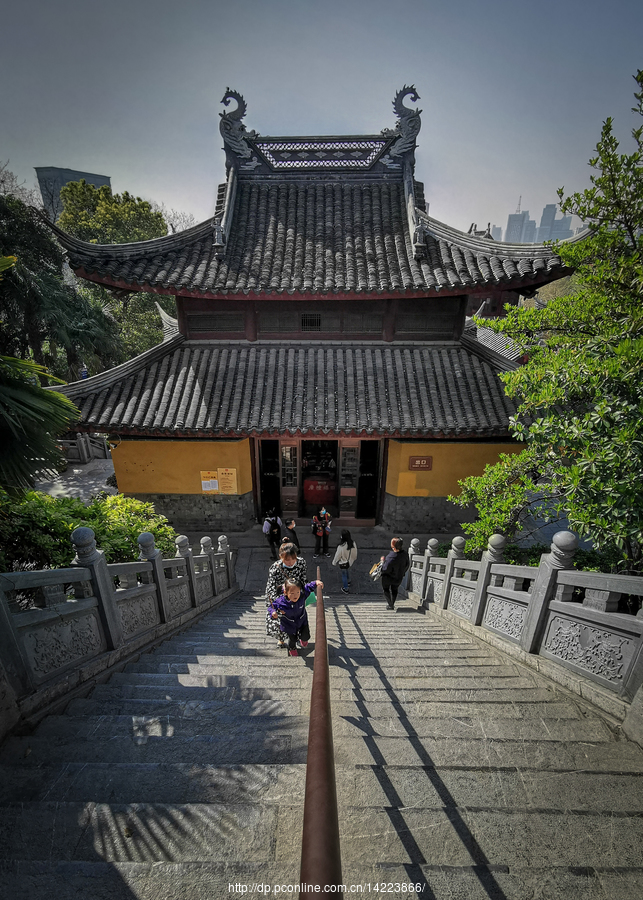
xmin=50 ymin=87 xmax=574 ymax=533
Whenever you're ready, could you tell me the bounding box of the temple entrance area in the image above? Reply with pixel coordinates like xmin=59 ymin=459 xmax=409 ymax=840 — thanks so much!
xmin=256 ymin=438 xmax=381 ymax=524
xmin=301 ymin=440 xmax=339 ymax=517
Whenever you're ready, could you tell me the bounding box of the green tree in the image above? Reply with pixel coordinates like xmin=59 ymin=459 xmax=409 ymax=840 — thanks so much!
xmin=57 ymin=181 xmax=176 ymax=358
xmin=57 ymin=180 xmax=167 ymax=244
xmin=0 ymin=355 xmax=79 ymax=495
xmin=450 ymin=69 xmax=643 ymax=572
xmin=0 ymin=195 xmax=121 ymax=379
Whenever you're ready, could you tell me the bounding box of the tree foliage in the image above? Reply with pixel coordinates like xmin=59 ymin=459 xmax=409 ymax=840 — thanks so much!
xmin=57 ymin=180 xmax=167 ymax=244
xmin=57 ymin=180 xmax=176 ymax=358
xmin=0 ymin=490 xmax=177 ymax=571
xmin=0 ymin=356 xmax=79 ymax=495
xmin=450 ymin=70 xmax=643 ymax=572
xmin=0 ymin=195 xmax=122 ymax=379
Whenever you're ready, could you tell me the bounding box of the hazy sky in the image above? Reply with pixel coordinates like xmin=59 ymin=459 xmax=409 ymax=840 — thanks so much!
xmin=3 ymin=0 xmax=642 ymax=234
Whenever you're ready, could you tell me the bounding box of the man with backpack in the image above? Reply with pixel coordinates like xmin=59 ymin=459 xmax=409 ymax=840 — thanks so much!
xmin=262 ymin=509 xmax=283 ymax=560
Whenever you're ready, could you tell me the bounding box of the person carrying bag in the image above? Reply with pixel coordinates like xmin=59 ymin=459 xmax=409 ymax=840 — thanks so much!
xmin=332 ymin=529 xmax=358 ymax=593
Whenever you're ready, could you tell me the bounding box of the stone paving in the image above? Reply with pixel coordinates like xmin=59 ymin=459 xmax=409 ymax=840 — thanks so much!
xmin=1 ymin=546 xmax=642 ymax=900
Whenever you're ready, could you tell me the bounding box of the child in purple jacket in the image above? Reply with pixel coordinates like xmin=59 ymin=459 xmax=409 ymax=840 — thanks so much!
xmin=268 ymin=577 xmax=322 ymax=656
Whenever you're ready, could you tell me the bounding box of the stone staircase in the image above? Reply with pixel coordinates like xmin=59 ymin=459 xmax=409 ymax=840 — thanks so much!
xmin=1 ymin=587 xmax=643 ymax=900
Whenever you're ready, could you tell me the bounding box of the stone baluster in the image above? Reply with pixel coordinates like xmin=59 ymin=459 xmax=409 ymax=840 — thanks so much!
xmin=426 ymin=537 xmax=440 ymax=560
xmin=200 ymin=537 xmax=219 ymax=597
xmin=138 ymin=532 xmax=171 ymax=622
xmin=175 ymin=535 xmax=198 ymax=608
xmin=0 ymin=575 xmax=34 ymax=697
xmin=441 ymin=536 xmax=466 ymax=610
xmin=520 ymin=531 xmax=578 ymax=653
xmin=76 ymin=431 xmax=90 ymax=464
xmin=409 ymin=538 xmax=421 ymax=558
xmin=71 ymin=526 xmax=122 ymax=650
xmin=35 ymin=583 xmax=68 ymax=608
xmin=583 ymin=588 xmax=621 ymax=613
xmin=470 ymin=533 xmax=506 ymax=625
xmin=0 ymin=655 xmax=20 ymax=744
xmin=218 ymin=534 xmax=235 ymax=588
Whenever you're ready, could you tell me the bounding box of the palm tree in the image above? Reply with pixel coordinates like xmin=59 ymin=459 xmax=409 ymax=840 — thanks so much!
xmin=0 ymin=352 xmax=79 ymax=495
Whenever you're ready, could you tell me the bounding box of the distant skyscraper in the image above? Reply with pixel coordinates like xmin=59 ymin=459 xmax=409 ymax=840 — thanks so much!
xmin=522 ymin=214 xmax=536 ymax=243
xmin=35 ymin=166 xmax=111 ymax=221
xmin=491 ymin=225 xmax=502 ymax=241
xmin=505 ymin=210 xmax=536 ymax=243
xmin=536 ymin=204 xmax=557 ymax=242
xmin=550 ymin=215 xmax=573 ymax=241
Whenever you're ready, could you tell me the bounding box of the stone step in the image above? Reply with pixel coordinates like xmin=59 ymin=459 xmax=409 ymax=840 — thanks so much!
xmin=128 ymin=648 xmax=496 ymax=669
xmin=3 ymin=859 xmax=643 ymax=900
xmin=0 ymin=725 xmax=310 ymax=765
xmin=3 ymin=760 xmax=640 ymax=810
xmin=9 ymin=859 xmax=643 ymax=900
xmin=106 ymin=670 xmax=541 ymax=692
xmin=83 ymin=684 xmax=582 ymax=719
xmin=33 ymin=711 xmax=615 ymax=745
xmin=1 ymin=798 xmax=642 ymax=870
xmin=0 ymin=801 xmax=288 ymax=864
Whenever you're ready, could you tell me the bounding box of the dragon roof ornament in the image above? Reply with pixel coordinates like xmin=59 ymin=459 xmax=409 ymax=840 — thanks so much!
xmin=218 ymin=85 xmax=421 ymax=173
xmin=380 ymin=85 xmax=422 ymax=169
xmin=219 ymin=88 xmax=260 ymax=166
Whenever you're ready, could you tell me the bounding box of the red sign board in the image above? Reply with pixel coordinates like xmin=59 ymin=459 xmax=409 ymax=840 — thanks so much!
xmin=409 ymin=456 xmax=432 ymax=471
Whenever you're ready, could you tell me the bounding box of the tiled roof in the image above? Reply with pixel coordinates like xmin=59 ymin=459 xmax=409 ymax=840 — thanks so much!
xmin=463 ymin=317 xmax=523 ymax=363
xmin=50 ymin=182 xmax=569 ymax=298
xmin=59 ymin=339 xmax=515 ymax=438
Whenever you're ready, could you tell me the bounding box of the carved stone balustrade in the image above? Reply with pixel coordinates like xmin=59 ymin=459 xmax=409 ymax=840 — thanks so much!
xmin=0 ymin=529 xmax=237 ymax=743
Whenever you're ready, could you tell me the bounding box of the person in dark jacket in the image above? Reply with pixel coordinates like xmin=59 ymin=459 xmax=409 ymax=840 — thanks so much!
xmin=380 ymin=537 xmax=410 ymax=610
xmin=268 ymin=577 xmax=322 ymax=656
xmin=263 ymin=509 xmax=282 ymax=560
xmin=282 ymin=519 xmax=300 ymax=550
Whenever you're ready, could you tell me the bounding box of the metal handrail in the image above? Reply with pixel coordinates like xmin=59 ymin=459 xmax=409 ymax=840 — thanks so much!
xmin=299 ymin=567 xmax=343 ymax=897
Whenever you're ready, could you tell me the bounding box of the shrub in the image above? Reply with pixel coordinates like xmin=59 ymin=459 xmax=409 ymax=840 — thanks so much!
xmin=0 ymin=490 xmax=177 ymax=571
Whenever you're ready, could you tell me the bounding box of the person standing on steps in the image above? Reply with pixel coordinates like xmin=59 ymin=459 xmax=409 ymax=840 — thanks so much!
xmin=265 ymin=542 xmax=308 ymax=647
xmin=282 ymin=518 xmax=300 ymax=551
xmin=380 ymin=537 xmax=409 ymax=610
xmin=332 ymin=529 xmax=358 ymax=593
xmin=262 ymin=508 xmax=282 ymax=560
xmin=312 ymin=506 xmax=332 ymax=558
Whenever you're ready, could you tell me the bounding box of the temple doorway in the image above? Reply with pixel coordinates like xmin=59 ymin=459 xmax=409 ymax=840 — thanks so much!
xmin=301 ymin=440 xmax=339 ymax=517
xmin=258 ymin=440 xmax=281 ymax=516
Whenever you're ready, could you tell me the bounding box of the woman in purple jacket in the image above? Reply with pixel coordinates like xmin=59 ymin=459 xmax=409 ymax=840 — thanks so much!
xmin=268 ymin=577 xmax=322 ymax=656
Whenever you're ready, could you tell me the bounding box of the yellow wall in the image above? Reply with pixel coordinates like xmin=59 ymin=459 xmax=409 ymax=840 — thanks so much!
xmin=112 ymin=440 xmax=253 ymax=495
xmin=385 ymin=441 xmax=521 ymax=498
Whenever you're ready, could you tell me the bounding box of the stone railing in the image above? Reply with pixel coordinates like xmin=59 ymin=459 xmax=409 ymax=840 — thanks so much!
xmin=0 ymin=528 xmax=236 ymax=742
xmin=409 ymin=531 xmax=643 ymax=741
xmin=59 ymin=431 xmax=109 ymax=463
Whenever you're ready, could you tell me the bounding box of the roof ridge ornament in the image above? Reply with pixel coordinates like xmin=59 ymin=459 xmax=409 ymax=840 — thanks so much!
xmin=380 ymin=85 xmax=422 ymax=169
xmin=219 ymin=88 xmax=259 ymax=163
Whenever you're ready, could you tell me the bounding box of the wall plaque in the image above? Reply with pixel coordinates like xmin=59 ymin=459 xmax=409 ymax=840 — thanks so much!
xmin=409 ymin=456 xmax=432 ymax=471
xmin=217 ymin=467 xmax=238 ymax=494
xmin=201 ymin=470 xmax=219 ymax=493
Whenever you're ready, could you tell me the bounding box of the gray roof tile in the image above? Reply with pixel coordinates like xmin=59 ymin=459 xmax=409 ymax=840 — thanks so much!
xmin=59 ymin=339 xmax=515 ymax=438
xmin=50 ymin=181 xmax=570 ymax=298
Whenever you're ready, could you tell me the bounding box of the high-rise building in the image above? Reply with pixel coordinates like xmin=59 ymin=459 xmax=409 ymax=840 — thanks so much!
xmin=34 ymin=166 xmax=111 ymax=221
xmin=491 ymin=225 xmax=502 ymax=241
xmin=536 ymin=204 xmax=557 ymax=242
xmin=550 ymin=215 xmax=573 ymax=241
xmin=505 ymin=210 xmax=536 ymax=243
